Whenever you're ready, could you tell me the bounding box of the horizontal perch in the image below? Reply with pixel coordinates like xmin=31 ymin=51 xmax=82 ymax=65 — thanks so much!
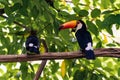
xmin=0 ymin=48 xmax=120 ymax=62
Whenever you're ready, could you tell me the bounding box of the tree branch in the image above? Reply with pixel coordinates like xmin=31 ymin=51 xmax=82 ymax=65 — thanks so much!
xmin=0 ymin=48 xmax=120 ymax=62
xmin=34 ymin=39 xmax=48 ymax=80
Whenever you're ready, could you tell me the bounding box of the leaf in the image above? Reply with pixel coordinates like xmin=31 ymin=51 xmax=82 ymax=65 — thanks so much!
xmin=103 ymin=34 xmax=108 ymax=43
xmin=22 ymin=0 xmax=29 ymax=8
xmin=72 ymin=0 xmax=80 ymax=5
xmin=15 ymin=71 xmax=21 ymax=78
xmin=107 ymin=62 xmax=113 ymax=68
xmin=11 ymin=3 xmax=22 ymax=12
xmin=101 ymin=0 xmax=110 ymax=9
xmin=91 ymin=8 xmax=101 ymax=18
xmin=31 ymin=6 xmax=39 ymax=19
xmin=61 ymin=60 xmax=66 ymax=78
xmin=103 ymin=67 xmax=113 ymax=72
xmin=0 ymin=68 xmax=4 ymax=74
xmin=54 ymin=0 xmax=60 ymax=10
xmin=106 ymin=26 xmax=113 ymax=35
xmin=103 ymin=14 xmax=116 ymax=27
xmin=109 ymin=76 xmax=118 ymax=80
xmin=106 ymin=43 xmax=116 ymax=47
xmin=80 ymin=66 xmax=85 ymax=71
xmin=20 ymin=62 xmax=28 ymax=80
xmin=79 ymin=10 xmax=89 ymax=17
xmin=116 ymin=14 xmax=120 ymax=25
xmin=39 ymin=44 xmax=46 ymax=54
xmin=59 ymin=11 xmax=70 ymax=16
xmin=25 ymin=73 xmax=32 ymax=80
xmin=73 ymin=7 xmax=88 ymax=17
xmin=49 ymin=44 xmax=57 ymax=52
xmin=61 ymin=0 xmax=66 ymax=6
xmin=53 ymin=19 xmax=59 ymax=35
xmin=96 ymin=19 xmax=104 ymax=30
xmin=116 ymin=4 xmax=120 ymax=8
xmin=44 ymin=12 xmax=54 ymax=25
xmin=7 ymin=15 xmax=15 ymax=24
xmin=102 ymin=14 xmax=116 ymax=35
xmin=110 ymin=0 xmax=116 ymax=4
xmin=102 ymin=10 xmax=114 ymax=14
xmin=1 ymin=36 xmax=10 ymax=50
xmin=90 ymin=74 xmax=98 ymax=80
xmin=51 ymin=61 xmax=59 ymax=74
xmin=94 ymin=59 xmax=102 ymax=67
xmin=0 ymin=0 xmax=9 ymax=6
xmin=19 ymin=7 xmax=28 ymax=16
xmin=86 ymin=20 xmax=99 ymax=36
xmin=4 ymin=6 xmax=12 ymax=16
xmin=73 ymin=70 xmax=87 ymax=80
xmin=73 ymin=70 xmax=81 ymax=80
xmin=118 ymin=68 xmax=120 ymax=76
xmin=59 ymin=29 xmax=71 ymax=43
xmin=73 ymin=6 xmax=80 ymax=15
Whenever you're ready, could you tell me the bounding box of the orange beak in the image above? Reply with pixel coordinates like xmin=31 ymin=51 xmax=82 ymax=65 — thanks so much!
xmin=59 ymin=20 xmax=77 ymax=30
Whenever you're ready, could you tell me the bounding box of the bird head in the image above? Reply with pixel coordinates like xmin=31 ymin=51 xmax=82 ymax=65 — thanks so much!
xmin=59 ymin=20 xmax=87 ymax=32
xmin=30 ymin=29 xmax=37 ymax=36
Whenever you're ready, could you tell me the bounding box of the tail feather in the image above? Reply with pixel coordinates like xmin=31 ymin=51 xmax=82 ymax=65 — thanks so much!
xmin=85 ymin=50 xmax=95 ymax=60
xmin=28 ymin=47 xmax=39 ymax=54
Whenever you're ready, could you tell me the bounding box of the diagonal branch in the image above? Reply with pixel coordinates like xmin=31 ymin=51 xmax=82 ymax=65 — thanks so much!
xmin=0 ymin=48 xmax=120 ymax=62
xmin=34 ymin=39 xmax=48 ymax=80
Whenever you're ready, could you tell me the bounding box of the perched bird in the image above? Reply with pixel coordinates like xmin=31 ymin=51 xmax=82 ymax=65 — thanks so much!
xmin=25 ymin=30 xmax=40 ymax=54
xmin=59 ymin=20 xmax=95 ymax=60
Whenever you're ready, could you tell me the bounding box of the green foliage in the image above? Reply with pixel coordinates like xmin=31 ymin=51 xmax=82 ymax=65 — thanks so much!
xmin=73 ymin=6 xmax=89 ymax=17
xmin=86 ymin=20 xmax=99 ymax=36
xmin=91 ymin=8 xmax=101 ymax=18
xmin=0 ymin=0 xmax=120 ymax=80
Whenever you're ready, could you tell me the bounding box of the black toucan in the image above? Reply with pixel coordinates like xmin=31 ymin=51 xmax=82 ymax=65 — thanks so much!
xmin=59 ymin=20 xmax=95 ymax=60
xmin=25 ymin=30 xmax=40 ymax=54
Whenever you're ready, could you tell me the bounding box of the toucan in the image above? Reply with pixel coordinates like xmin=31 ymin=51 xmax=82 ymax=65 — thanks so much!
xmin=25 ymin=30 xmax=40 ymax=54
xmin=59 ymin=20 xmax=95 ymax=60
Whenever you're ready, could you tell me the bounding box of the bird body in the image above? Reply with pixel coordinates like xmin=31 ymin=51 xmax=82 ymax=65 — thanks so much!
xmin=59 ymin=20 xmax=95 ymax=60
xmin=75 ymin=27 xmax=95 ymax=59
xmin=25 ymin=30 xmax=40 ymax=54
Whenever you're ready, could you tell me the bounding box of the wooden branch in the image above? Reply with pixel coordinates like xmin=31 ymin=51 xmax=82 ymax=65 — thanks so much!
xmin=34 ymin=60 xmax=47 ymax=80
xmin=34 ymin=39 xmax=48 ymax=80
xmin=0 ymin=48 xmax=120 ymax=62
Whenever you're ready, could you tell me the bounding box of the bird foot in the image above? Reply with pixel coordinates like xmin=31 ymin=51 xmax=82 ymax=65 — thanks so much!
xmin=26 ymin=51 xmax=36 ymax=55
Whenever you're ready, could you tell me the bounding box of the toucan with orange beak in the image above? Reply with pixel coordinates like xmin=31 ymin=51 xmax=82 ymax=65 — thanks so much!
xmin=59 ymin=20 xmax=95 ymax=60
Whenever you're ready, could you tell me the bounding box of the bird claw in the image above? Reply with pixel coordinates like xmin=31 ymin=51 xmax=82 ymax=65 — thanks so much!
xmin=26 ymin=51 xmax=35 ymax=55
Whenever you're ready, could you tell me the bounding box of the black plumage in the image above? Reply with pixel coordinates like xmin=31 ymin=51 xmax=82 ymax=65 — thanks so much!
xmin=75 ymin=20 xmax=95 ymax=59
xmin=25 ymin=30 xmax=40 ymax=54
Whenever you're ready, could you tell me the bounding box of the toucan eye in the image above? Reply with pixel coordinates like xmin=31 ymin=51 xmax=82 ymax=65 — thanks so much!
xmin=77 ymin=21 xmax=80 ymax=24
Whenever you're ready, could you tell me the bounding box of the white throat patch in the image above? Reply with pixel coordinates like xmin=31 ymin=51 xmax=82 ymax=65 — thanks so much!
xmin=29 ymin=43 xmax=34 ymax=47
xmin=85 ymin=42 xmax=93 ymax=51
xmin=76 ymin=23 xmax=82 ymax=32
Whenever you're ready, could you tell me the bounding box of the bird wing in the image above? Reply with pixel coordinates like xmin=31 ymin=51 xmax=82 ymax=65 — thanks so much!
xmin=75 ymin=30 xmax=93 ymax=50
